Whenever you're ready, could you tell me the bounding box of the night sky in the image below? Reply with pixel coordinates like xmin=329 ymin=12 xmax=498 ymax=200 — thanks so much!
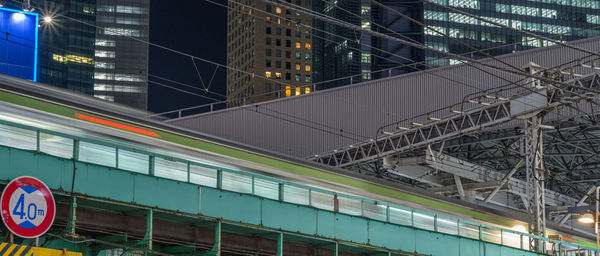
xmin=148 ymin=0 xmax=227 ymax=115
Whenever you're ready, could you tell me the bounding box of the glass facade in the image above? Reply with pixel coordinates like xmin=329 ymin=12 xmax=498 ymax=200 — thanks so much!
xmin=423 ymin=0 xmax=600 ymax=66
xmin=311 ymin=0 xmax=600 ymax=91
xmin=27 ymin=0 xmax=148 ymax=109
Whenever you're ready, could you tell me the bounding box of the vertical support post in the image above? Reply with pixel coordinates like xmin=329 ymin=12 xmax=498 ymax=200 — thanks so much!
xmin=65 ymin=196 xmax=77 ymax=236
xmin=278 ymin=183 xmax=284 ymax=201
xmin=73 ymin=139 xmax=80 ymax=160
xmin=333 ymin=242 xmax=338 ymax=256
xmin=148 ymin=156 xmax=155 ymax=176
xmin=333 ymin=194 xmax=339 ymax=213
xmin=524 ymin=115 xmax=546 ymax=252
xmin=211 ymin=221 xmax=221 ymax=256
xmin=187 ymin=162 xmax=191 ymax=183
xmin=115 ymin=148 xmax=119 ymax=169
xmin=142 ymin=209 xmax=153 ymax=251
xmin=217 ymin=170 xmax=223 ymax=190
xmin=35 ymin=130 xmax=40 ymax=152
xmin=276 ymin=232 xmax=283 ymax=256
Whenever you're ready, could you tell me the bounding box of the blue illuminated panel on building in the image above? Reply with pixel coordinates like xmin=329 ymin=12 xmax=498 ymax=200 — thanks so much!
xmin=0 ymin=8 xmax=38 ymax=81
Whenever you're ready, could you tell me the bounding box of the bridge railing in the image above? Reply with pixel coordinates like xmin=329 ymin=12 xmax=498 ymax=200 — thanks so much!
xmin=0 ymin=119 xmax=597 ymax=255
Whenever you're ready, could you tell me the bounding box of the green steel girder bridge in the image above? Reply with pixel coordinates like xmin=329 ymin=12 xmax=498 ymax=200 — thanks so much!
xmin=0 ymin=75 xmax=597 ymax=256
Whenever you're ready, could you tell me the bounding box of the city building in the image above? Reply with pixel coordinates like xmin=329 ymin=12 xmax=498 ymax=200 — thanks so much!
xmin=31 ymin=0 xmax=149 ymax=109
xmin=315 ymin=0 xmax=600 ymax=88
xmin=226 ymin=0 xmax=313 ymax=107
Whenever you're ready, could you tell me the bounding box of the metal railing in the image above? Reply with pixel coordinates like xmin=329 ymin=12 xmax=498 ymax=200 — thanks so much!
xmin=0 ymin=119 xmax=597 ymax=255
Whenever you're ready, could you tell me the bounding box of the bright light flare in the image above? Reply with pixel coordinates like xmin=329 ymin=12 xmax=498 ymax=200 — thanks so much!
xmin=43 ymin=16 xmax=52 ymax=23
xmin=511 ymin=225 xmax=527 ymax=233
xmin=578 ymin=213 xmax=595 ymax=224
xmin=12 ymin=13 xmax=25 ymax=22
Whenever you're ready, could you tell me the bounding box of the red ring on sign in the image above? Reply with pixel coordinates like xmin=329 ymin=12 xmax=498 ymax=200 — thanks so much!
xmin=0 ymin=176 xmax=56 ymax=238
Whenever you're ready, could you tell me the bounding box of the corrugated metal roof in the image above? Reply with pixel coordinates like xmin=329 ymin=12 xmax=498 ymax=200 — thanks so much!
xmin=167 ymin=37 xmax=600 ymax=158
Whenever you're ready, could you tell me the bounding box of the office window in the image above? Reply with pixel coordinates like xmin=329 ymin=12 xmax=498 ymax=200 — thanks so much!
xmin=305 ymin=42 xmax=311 ymax=49
xmin=305 ymin=53 xmax=311 ymax=60
xmin=295 ymin=63 xmax=301 ymax=70
xmin=286 ymin=62 xmax=291 ymax=69
xmin=95 ymin=50 xmax=115 ymax=58
xmin=361 ymin=6 xmax=370 ymax=15
xmin=265 ymin=83 xmax=272 ymax=96
xmin=276 ymin=28 xmax=282 ymax=35
xmin=267 ymin=4 xmax=272 ymax=12
xmin=267 ymin=27 xmax=272 ymax=34
xmin=286 ymin=51 xmax=291 ymax=58
xmin=285 ymin=85 xmax=291 ymax=97
xmin=276 ymin=39 xmax=281 ymax=46
xmin=95 ymin=39 xmax=116 ymax=47
xmin=285 ymin=72 xmax=291 ymax=80
xmin=104 ymin=28 xmax=141 ymax=37
xmin=295 ymin=88 xmax=300 ymax=96
xmin=361 ymin=21 xmax=371 ymax=29
xmin=266 ymin=37 xmax=272 ymax=45
xmin=305 ymin=30 xmax=310 ymax=38
xmin=276 ymin=49 xmax=281 ymax=57
xmin=266 ymin=60 xmax=272 ymax=67
xmin=276 ymin=7 xmax=282 ymax=14
xmin=296 ymin=30 xmax=301 ymax=37
xmin=266 ymin=16 xmax=272 ymax=23
xmin=276 ymin=60 xmax=282 ymax=68
xmin=424 ymin=11 xmax=447 ymax=21
xmin=95 ymin=61 xmax=115 ymax=69
xmin=266 ymin=48 xmax=272 ymax=56
xmin=275 ymin=72 xmax=282 ymax=79
xmin=296 ymin=41 xmax=301 ymax=48
xmin=305 ymin=65 xmax=311 ymax=71
xmin=265 ymin=71 xmax=272 ymax=78
xmin=286 ymin=29 xmax=291 ymax=36
xmin=305 ymin=75 xmax=311 ymax=82
xmin=449 ymin=0 xmax=479 ymax=9
xmin=361 ymin=53 xmax=371 ymax=63
xmin=286 ymin=40 xmax=291 ymax=47
xmin=295 ymin=52 xmax=301 ymax=59
xmin=295 ymin=74 xmax=300 ymax=81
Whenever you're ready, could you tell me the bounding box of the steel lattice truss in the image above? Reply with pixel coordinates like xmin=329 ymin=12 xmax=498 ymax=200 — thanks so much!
xmin=308 ymin=69 xmax=600 ymax=228
xmin=309 ymin=71 xmax=600 ymax=170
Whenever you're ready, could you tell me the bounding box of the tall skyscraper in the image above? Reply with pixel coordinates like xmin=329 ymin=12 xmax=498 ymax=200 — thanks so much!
xmin=32 ymin=0 xmax=149 ymax=109
xmin=227 ymin=0 xmax=314 ymax=107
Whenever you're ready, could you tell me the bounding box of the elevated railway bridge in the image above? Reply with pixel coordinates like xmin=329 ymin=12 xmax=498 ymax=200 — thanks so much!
xmin=0 ymin=61 xmax=599 ymax=256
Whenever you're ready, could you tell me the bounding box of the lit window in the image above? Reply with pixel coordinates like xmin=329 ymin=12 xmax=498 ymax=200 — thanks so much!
xmin=295 ymin=52 xmax=301 ymax=59
xmin=361 ymin=21 xmax=370 ymax=29
xmin=305 ymin=42 xmax=311 ymax=49
xmin=115 ymin=5 xmax=147 ymax=14
xmin=275 ymin=72 xmax=282 ymax=79
xmin=305 ymin=87 xmax=311 ymax=94
xmin=95 ymin=61 xmax=115 ymax=69
xmin=305 ymin=53 xmax=311 ymax=60
xmin=94 ymin=72 xmax=144 ymax=82
xmin=449 ymin=0 xmax=479 ymax=9
xmin=361 ymin=6 xmax=370 ymax=15
xmin=295 ymin=63 xmax=301 ymax=70
xmin=95 ymin=39 xmax=116 ymax=47
xmin=104 ymin=27 xmax=142 ymax=37
xmin=295 ymin=41 xmax=301 ymax=48
xmin=276 ymin=7 xmax=282 ymax=14
xmin=361 ymin=53 xmax=371 ymax=63
xmin=305 ymin=75 xmax=311 ymax=82
xmin=53 ymin=53 xmax=94 ymax=64
xmin=295 ymin=74 xmax=300 ymax=81
xmin=295 ymin=88 xmax=300 ymax=96
xmin=93 ymin=95 xmax=115 ymax=101
xmin=94 ymin=84 xmax=142 ymax=93
xmin=362 ymin=70 xmax=371 ymax=80
xmin=285 ymin=85 xmax=291 ymax=97
xmin=305 ymin=65 xmax=311 ymax=71
xmin=95 ymin=50 xmax=115 ymax=58
xmin=116 ymin=17 xmax=141 ymax=25
xmin=265 ymin=71 xmax=272 ymax=78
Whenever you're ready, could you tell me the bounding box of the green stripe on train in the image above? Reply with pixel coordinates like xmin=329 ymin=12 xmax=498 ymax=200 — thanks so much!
xmin=0 ymin=90 xmax=518 ymax=229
